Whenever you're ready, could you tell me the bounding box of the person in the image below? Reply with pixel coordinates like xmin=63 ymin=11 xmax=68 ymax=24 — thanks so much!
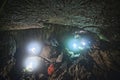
xmin=48 ymin=52 xmax=63 ymax=76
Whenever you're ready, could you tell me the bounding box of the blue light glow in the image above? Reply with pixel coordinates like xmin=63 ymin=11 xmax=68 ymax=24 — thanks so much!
xmin=24 ymin=57 xmax=41 ymax=72
xmin=81 ymin=41 xmax=86 ymax=46
xmin=27 ymin=41 xmax=42 ymax=55
xmin=73 ymin=43 xmax=77 ymax=48
xmin=67 ymin=39 xmax=80 ymax=52
xmin=67 ymin=38 xmax=89 ymax=52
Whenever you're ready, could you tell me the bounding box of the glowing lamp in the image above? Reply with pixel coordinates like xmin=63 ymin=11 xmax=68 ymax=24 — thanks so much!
xmin=27 ymin=41 xmax=42 ymax=55
xmin=24 ymin=57 xmax=41 ymax=72
xmin=66 ymin=37 xmax=91 ymax=58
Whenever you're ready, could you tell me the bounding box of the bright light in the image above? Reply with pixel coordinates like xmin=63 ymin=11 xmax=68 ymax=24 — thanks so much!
xmin=73 ymin=43 xmax=77 ymax=48
xmin=27 ymin=41 xmax=42 ymax=55
xmin=67 ymin=39 xmax=80 ymax=52
xmin=24 ymin=57 xmax=41 ymax=72
xmin=67 ymin=38 xmax=89 ymax=52
xmin=26 ymin=62 xmax=33 ymax=72
xmin=80 ymin=39 xmax=90 ymax=48
xmin=31 ymin=48 xmax=36 ymax=53
xmin=81 ymin=41 xmax=86 ymax=46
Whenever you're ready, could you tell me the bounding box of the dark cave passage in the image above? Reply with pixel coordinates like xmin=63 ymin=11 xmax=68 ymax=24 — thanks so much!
xmin=0 ymin=0 xmax=120 ymax=80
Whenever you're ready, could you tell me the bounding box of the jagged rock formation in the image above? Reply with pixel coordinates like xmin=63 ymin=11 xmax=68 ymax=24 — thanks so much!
xmin=0 ymin=0 xmax=120 ymax=30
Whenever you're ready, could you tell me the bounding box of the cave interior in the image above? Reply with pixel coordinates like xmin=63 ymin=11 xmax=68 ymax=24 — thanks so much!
xmin=0 ymin=0 xmax=120 ymax=80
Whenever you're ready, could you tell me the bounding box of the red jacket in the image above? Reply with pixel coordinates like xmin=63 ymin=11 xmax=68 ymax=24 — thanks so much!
xmin=48 ymin=64 xmax=55 ymax=75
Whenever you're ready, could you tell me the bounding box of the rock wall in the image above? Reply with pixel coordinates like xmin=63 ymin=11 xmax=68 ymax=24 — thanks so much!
xmin=0 ymin=0 xmax=120 ymax=30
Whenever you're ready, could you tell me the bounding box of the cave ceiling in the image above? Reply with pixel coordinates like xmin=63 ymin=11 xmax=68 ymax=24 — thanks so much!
xmin=0 ymin=0 xmax=120 ymax=31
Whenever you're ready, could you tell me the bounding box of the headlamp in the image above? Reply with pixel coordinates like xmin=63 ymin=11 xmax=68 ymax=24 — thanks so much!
xmin=65 ymin=30 xmax=92 ymax=58
xmin=23 ymin=41 xmax=43 ymax=72
xmin=27 ymin=41 xmax=42 ymax=55
xmin=24 ymin=56 xmax=41 ymax=72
